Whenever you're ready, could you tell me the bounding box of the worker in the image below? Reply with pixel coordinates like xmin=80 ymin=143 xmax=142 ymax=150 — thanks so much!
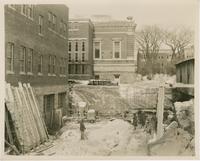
xmin=80 ymin=119 xmax=86 ymax=140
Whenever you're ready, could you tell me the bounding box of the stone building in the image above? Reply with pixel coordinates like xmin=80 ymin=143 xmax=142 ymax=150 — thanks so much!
xmin=93 ymin=18 xmax=138 ymax=84
xmin=68 ymin=18 xmax=94 ymax=80
xmin=5 ymin=4 xmax=69 ymax=130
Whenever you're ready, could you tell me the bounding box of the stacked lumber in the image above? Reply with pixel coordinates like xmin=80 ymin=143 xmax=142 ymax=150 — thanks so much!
xmin=5 ymin=82 xmax=48 ymax=153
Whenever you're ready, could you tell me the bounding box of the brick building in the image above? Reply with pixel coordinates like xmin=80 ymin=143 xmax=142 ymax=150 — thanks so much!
xmin=93 ymin=18 xmax=138 ymax=84
xmin=5 ymin=4 xmax=69 ymax=130
xmin=68 ymin=18 xmax=94 ymax=80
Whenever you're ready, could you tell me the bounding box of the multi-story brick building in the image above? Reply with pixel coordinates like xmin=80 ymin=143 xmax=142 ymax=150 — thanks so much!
xmin=92 ymin=18 xmax=138 ymax=84
xmin=5 ymin=4 xmax=69 ymax=130
xmin=68 ymin=18 xmax=94 ymax=80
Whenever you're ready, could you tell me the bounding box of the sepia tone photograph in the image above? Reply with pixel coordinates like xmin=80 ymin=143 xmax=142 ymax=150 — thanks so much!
xmin=1 ymin=0 xmax=199 ymax=159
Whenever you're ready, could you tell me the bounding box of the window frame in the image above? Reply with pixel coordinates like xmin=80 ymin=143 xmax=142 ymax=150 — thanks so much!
xmin=113 ymin=41 xmax=121 ymax=59
xmin=7 ymin=42 xmax=14 ymax=73
xmin=93 ymin=41 xmax=101 ymax=59
xmin=75 ymin=41 xmax=78 ymax=52
xmin=38 ymin=15 xmax=43 ymax=35
xmin=19 ymin=46 xmax=26 ymax=73
xmin=38 ymin=55 xmax=43 ymax=74
xmin=27 ymin=48 xmax=33 ymax=73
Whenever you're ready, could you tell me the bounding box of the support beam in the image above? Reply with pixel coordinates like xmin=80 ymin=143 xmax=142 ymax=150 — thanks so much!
xmin=156 ymin=86 xmax=165 ymax=139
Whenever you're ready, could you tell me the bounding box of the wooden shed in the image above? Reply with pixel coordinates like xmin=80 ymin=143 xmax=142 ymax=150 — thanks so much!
xmin=175 ymin=58 xmax=194 ymax=84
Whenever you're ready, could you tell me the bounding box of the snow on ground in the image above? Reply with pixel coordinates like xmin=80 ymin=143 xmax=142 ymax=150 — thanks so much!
xmin=41 ymin=119 xmax=148 ymax=156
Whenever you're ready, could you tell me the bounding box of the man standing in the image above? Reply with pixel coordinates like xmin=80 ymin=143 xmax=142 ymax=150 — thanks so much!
xmin=80 ymin=119 xmax=86 ymax=140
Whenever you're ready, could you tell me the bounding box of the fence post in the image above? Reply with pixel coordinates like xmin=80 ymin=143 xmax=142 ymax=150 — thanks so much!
xmin=156 ymin=85 xmax=165 ymax=139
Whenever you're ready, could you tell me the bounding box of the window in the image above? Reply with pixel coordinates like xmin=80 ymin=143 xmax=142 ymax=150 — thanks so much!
xmin=60 ymin=58 xmax=66 ymax=75
xmin=69 ymin=53 xmax=71 ymax=62
xmin=63 ymin=23 xmax=67 ymax=33
xmin=38 ymin=55 xmax=43 ymax=73
xmin=82 ymin=65 xmax=85 ymax=74
xmin=7 ymin=43 xmax=14 ymax=72
xmin=48 ymin=12 xmax=56 ymax=30
xmin=21 ymin=5 xmax=33 ymax=19
xmin=38 ymin=15 xmax=43 ymax=35
xmin=48 ymin=55 xmax=52 ymax=73
xmin=27 ymin=5 xmax=33 ymax=19
xmin=95 ymin=75 xmax=99 ymax=80
xmin=113 ymin=41 xmax=121 ymax=59
xmin=94 ymin=42 xmax=101 ymax=59
xmin=27 ymin=48 xmax=33 ymax=73
xmin=75 ymin=42 xmax=78 ymax=51
xmin=52 ymin=14 xmax=56 ymax=29
xmin=44 ymin=94 xmax=54 ymax=111
xmin=52 ymin=56 xmax=56 ymax=74
xmin=82 ymin=53 xmax=85 ymax=62
xmin=20 ymin=46 xmax=26 ymax=73
xmin=48 ymin=12 xmax=52 ymax=24
xmin=82 ymin=42 xmax=85 ymax=51
xmin=60 ymin=20 xmax=63 ymax=33
xmin=75 ymin=53 xmax=78 ymax=62
xmin=8 ymin=5 xmax=16 ymax=10
xmin=68 ymin=64 xmax=73 ymax=74
xmin=21 ymin=5 xmax=26 ymax=15
xmin=75 ymin=64 xmax=78 ymax=74
xmin=69 ymin=22 xmax=79 ymax=30
xmin=68 ymin=41 xmax=71 ymax=52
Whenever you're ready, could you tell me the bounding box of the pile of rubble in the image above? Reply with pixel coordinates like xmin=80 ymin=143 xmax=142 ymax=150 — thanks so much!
xmin=148 ymin=99 xmax=195 ymax=156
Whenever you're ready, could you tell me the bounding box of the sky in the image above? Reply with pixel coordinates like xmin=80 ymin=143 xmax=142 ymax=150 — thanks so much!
xmin=66 ymin=0 xmax=198 ymax=30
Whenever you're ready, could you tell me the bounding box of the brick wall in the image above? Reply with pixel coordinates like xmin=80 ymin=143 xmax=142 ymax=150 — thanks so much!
xmin=5 ymin=4 xmax=69 ymax=87
xmin=93 ymin=20 xmax=137 ymax=83
xmin=68 ymin=19 xmax=94 ymax=79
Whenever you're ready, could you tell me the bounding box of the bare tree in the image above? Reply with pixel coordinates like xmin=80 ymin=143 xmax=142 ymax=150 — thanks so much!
xmin=137 ymin=25 xmax=163 ymax=76
xmin=164 ymin=27 xmax=194 ymax=62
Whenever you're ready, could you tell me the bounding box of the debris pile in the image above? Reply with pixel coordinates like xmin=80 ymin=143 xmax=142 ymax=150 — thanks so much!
xmin=148 ymin=99 xmax=195 ymax=156
xmin=5 ymin=83 xmax=48 ymax=154
xmin=174 ymin=99 xmax=194 ymax=134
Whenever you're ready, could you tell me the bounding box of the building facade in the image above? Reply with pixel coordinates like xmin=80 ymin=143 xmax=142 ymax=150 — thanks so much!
xmin=93 ymin=19 xmax=138 ymax=84
xmin=5 ymin=4 xmax=69 ymax=130
xmin=68 ymin=18 xmax=94 ymax=80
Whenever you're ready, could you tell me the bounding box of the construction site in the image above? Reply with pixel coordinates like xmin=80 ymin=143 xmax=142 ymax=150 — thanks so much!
xmin=4 ymin=75 xmax=195 ymax=156
xmin=4 ymin=3 xmax=196 ymax=158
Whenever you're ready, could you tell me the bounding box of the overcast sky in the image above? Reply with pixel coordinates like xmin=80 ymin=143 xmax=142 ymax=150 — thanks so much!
xmin=66 ymin=0 xmax=198 ymax=30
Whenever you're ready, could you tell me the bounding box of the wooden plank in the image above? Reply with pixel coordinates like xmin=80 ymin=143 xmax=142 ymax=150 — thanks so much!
xmin=5 ymin=105 xmax=14 ymax=145
xmin=156 ymin=86 xmax=165 ymax=139
xmin=28 ymin=83 xmax=49 ymax=140
xmin=18 ymin=82 xmax=37 ymax=149
xmin=23 ymin=84 xmax=41 ymax=146
xmin=25 ymin=83 xmax=48 ymax=142
xmin=5 ymin=140 xmax=20 ymax=155
xmin=15 ymin=87 xmax=32 ymax=153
